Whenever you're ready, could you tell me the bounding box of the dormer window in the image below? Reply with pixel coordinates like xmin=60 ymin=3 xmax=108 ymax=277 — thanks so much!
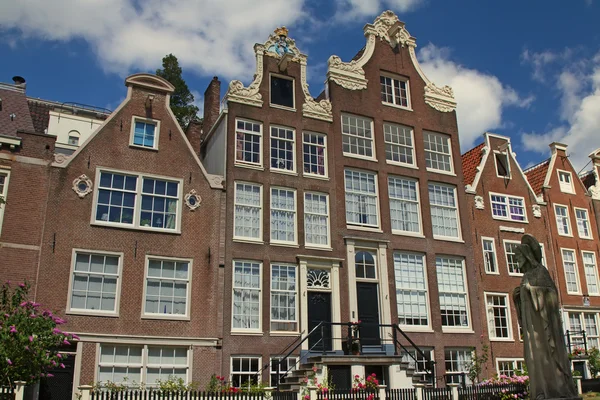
xmin=558 ymin=170 xmax=574 ymax=194
xmin=495 ymin=153 xmax=510 ymax=178
xmin=380 ymin=74 xmax=410 ymax=109
xmin=130 ymin=116 xmax=160 ymax=150
xmin=270 ymin=74 xmax=295 ymax=110
xmin=68 ymin=130 xmax=81 ymax=146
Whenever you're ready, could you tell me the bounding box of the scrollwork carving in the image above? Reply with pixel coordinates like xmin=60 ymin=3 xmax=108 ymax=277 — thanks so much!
xmin=474 ymin=196 xmax=485 ymax=210
xmin=72 ymin=174 xmax=93 ymax=198
xmin=184 ymin=189 xmax=202 ymax=211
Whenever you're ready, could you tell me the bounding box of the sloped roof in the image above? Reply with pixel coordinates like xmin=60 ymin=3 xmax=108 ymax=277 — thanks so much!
xmin=27 ymin=99 xmax=52 ymax=134
xmin=461 ymin=142 xmax=486 ymax=186
xmin=0 ymin=85 xmax=35 ymax=136
xmin=524 ymin=159 xmax=550 ymax=195
xmin=580 ymin=170 xmax=596 ymax=189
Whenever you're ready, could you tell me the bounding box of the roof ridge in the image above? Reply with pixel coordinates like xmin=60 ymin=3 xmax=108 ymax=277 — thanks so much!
xmin=523 ymin=158 xmax=550 ymax=174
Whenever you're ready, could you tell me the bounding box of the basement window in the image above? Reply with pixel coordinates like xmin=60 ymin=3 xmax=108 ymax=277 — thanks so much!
xmin=270 ymin=75 xmax=295 ymax=109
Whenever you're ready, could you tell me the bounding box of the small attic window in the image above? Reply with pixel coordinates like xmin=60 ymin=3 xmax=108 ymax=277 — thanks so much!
xmin=495 ymin=153 xmax=510 ymax=178
xmin=0 ymin=98 xmax=3 ymax=111
xmin=270 ymin=74 xmax=294 ymax=109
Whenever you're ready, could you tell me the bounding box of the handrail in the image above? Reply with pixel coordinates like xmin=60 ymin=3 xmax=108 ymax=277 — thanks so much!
xmin=252 ymin=330 xmax=306 ymax=386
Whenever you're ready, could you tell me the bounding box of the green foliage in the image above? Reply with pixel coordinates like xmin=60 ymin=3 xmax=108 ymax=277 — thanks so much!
xmin=0 ymin=281 xmax=78 ymax=386
xmin=588 ymin=347 xmax=600 ymax=378
xmin=465 ymin=345 xmax=489 ymax=383
xmin=156 ymin=375 xmax=197 ymax=392
xmin=92 ymin=378 xmax=140 ymax=392
xmin=156 ymin=54 xmax=200 ymax=129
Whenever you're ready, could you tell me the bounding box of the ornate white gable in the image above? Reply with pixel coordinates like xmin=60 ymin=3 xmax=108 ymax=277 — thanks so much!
xmin=326 ymin=10 xmax=456 ymax=113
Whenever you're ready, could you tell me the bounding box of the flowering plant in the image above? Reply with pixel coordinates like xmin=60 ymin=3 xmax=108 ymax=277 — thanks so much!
xmin=300 ymin=365 xmax=331 ymax=400
xmin=0 ymin=281 xmax=79 ymax=386
xmin=480 ymin=374 xmax=529 ymax=400
xmin=570 ymin=346 xmax=587 ymax=358
xmin=352 ymin=373 xmax=379 ymax=400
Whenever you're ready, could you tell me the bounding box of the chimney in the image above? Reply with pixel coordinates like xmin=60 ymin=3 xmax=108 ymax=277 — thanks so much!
xmin=12 ymin=76 xmax=26 ymax=91
xmin=549 ymin=142 xmax=568 ymax=154
xmin=185 ymin=119 xmax=203 ymax=156
xmin=203 ymin=76 xmax=221 ymax=136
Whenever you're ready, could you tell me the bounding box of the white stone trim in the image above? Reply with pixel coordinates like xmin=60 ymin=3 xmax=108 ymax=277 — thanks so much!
xmin=184 ymin=189 xmax=202 ymax=211
xmin=72 ymin=174 xmax=93 ymax=198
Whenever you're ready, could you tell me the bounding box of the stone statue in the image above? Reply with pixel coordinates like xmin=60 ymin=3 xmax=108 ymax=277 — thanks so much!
xmin=513 ymin=234 xmax=579 ymax=399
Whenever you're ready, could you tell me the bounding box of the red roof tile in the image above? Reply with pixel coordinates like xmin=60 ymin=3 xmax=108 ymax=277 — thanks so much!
xmin=461 ymin=142 xmax=485 ymax=186
xmin=524 ymin=159 xmax=550 ymax=195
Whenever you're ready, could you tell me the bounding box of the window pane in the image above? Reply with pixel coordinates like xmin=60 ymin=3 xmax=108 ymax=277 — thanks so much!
xmin=234 ymin=183 xmax=262 ymax=239
xmin=342 ymin=115 xmax=374 ymax=158
xmin=394 ymin=253 xmax=428 ymax=326
xmin=271 ymin=77 xmax=294 ymax=108
xmin=345 ymin=170 xmax=379 ymax=227
xmin=424 ymin=132 xmax=452 ymax=172
xmin=389 ymin=177 xmax=420 ymax=233
xmin=436 ymin=257 xmax=468 ymax=327
xmin=233 ymin=261 xmax=261 ymax=329
xmin=304 ymin=193 xmax=329 ymax=246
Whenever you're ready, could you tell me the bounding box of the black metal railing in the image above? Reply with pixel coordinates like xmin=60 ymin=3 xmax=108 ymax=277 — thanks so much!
xmin=385 ymin=388 xmax=416 ymax=400
xmin=422 ymin=387 xmax=451 ymax=400
xmin=317 ymin=389 xmax=379 ymax=400
xmin=565 ymin=329 xmax=588 ymax=355
xmin=0 ymin=386 xmax=15 ymax=400
xmin=90 ymin=391 xmax=267 ymax=400
xmin=457 ymin=383 xmax=527 ymax=400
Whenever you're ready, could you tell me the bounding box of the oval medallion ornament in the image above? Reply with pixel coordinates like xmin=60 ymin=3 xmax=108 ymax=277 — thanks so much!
xmin=72 ymin=174 xmax=93 ymax=198
xmin=184 ymin=189 xmax=202 ymax=211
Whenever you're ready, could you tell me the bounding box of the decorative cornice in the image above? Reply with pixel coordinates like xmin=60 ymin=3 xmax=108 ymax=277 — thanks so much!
xmin=532 ymin=204 xmax=542 ymax=218
xmin=225 ymin=44 xmax=265 ymax=107
xmin=474 ymin=195 xmax=485 ymax=210
xmin=184 ymin=189 xmax=202 ymax=211
xmin=499 ymin=226 xmax=525 ymax=234
xmin=72 ymin=174 xmax=93 ymax=199
xmin=589 ymin=167 xmax=600 ymax=200
xmin=300 ymin=56 xmax=332 ymax=122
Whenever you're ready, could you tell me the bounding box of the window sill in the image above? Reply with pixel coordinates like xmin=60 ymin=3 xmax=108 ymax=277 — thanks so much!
xmin=129 ymin=144 xmax=159 ymax=152
xmin=381 ymin=101 xmax=413 ymax=112
xmin=432 ymin=236 xmax=464 ymax=243
xmin=489 ymin=338 xmax=515 ymax=342
xmin=579 ymin=236 xmax=595 ymax=241
xmin=385 ymin=160 xmax=418 ymax=169
xmin=391 ymin=230 xmax=425 ymax=238
xmin=270 ymin=332 xmax=300 ymax=337
xmin=270 ymin=104 xmax=297 ymax=113
xmin=270 ymin=169 xmax=298 ymax=176
xmin=491 ymin=217 xmax=529 ymax=224
xmin=302 ymin=173 xmax=329 ymax=181
xmin=269 ymin=242 xmax=300 ymax=248
xmin=397 ymin=327 xmax=434 ymax=333
xmin=508 ymin=273 xmax=524 ymax=277
xmin=441 ymin=328 xmax=474 ymax=334
xmin=557 ymin=233 xmax=574 ymax=238
xmin=342 ymin=153 xmax=378 ymax=163
xmin=233 ymin=238 xmax=264 ymax=245
xmin=141 ymin=314 xmax=190 ymax=321
xmin=426 ymin=168 xmax=456 ymax=177
xmin=91 ymin=221 xmax=181 ymax=235
xmin=347 ymin=225 xmax=383 ymax=233
xmin=234 ymin=163 xmax=264 ymax=171
xmin=230 ymin=331 xmax=264 ymax=336
xmin=567 ymin=292 xmax=583 ymax=296
xmin=66 ymin=310 xmax=119 ymax=318
xmin=304 ymin=245 xmax=333 ymax=251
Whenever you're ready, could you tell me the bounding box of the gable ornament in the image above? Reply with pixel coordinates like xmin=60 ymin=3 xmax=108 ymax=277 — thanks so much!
xmin=72 ymin=174 xmax=93 ymax=198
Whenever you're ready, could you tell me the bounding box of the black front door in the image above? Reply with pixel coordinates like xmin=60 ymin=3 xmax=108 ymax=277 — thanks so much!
xmin=357 ymin=282 xmax=380 ymax=346
xmin=308 ymin=291 xmax=332 ymax=351
xmin=39 ymin=353 xmax=75 ymax=399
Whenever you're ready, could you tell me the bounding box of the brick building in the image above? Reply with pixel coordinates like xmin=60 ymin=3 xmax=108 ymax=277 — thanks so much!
xmin=525 ymin=143 xmax=600 ymax=377
xmin=201 ymin=11 xmax=481 ymax=388
xmin=461 ymin=133 xmax=557 ymax=377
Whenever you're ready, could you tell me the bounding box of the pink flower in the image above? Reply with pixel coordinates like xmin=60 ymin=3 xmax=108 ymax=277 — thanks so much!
xmin=6 ymin=359 xmax=12 ymax=365
xmin=312 ymin=365 xmax=318 ymax=372
xmin=9 ymin=325 xmax=17 ymax=333
xmin=72 ymin=334 xmax=80 ymax=340
xmin=63 ymin=339 xmax=70 ymax=345
xmin=56 ymin=353 xmax=62 ymax=358
xmin=29 ymin=336 xmax=33 ymax=342
xmin=18 ymin=283 xmax=25 ymax=288
xmin=60 ymin=364 xmax=65 ymax=368
xmin=46 ymin=373 xmax=54 ymax=378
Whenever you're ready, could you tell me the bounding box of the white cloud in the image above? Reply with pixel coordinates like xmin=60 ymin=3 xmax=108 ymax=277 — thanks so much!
xmin=334 ymin=0 xmax=424 ymax=20
xmin=417 ymin=43 xmax=533 ymax=150
xmin=191 ymin=90 xmax=204 ymax=118
xmin=0 ymin=0 xmax=307 ymax=80
xmin=521 ymin=52 xmax=600 ymax=171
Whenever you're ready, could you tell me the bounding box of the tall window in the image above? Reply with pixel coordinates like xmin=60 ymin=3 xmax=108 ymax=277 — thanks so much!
xmin=436 ymin=257 xmax=469 ymax=328
xmin=345 ymin=170 xmax=379 ymax=228
xmin=583 ymin=252 xmax=599 ymax=295
xmin=132 ymin=119 xmax=158 ymax=149
xmin=144 ymin=258 xmax=190 ymax=317
xmin=355 ymin=251 xmax=376 ymax=279
xmin=555 ymin=205 xmax=572 ymax=236
xmin=341 ymin=114 xmax=374 ymax=159
xmin=302 ymin=132 xmax=327 ymax=177
xmin=270 ymin=76 xmax=295 ymax=109
xmin=482 ymin=238 xmax=497 ymax=274
xmin=575 ymin=208 xmax=592 ymax=239
xmin=235 ymin=119 xmax=262 ymax=167
xmin=98 ymin=345 xmax=189 ymax=386
xmin=568 ymin=313 xmax=585 ymax=347
xmin=380 ymin=75 xmax=410 ymax=108
xmin=424 ymin=132 xmax=452 ymax=173
xmin=490 ymin=194 xmax=526 ymax=222
xmin=566 ymin=312 xmax=599 ymax=349
xmin=585 ymin=313 xmax=600 ymax=349
xmin=304 ymin=192 xmax=330 ymax=248
xmin=504 ymin=241 xmax=521 ymax=275
xmin=394 ymin=252 xmax=429 ymax=327
xmin=562 ymin=249 xmax=580 ymax=294
xmin=401 ymin=349 xmax=433 ymax=377
xmin=497 ymin=359 xmax=525 ymax=377
xmin=485 ymin=293 xmax=511 ymax=340
xmin=558 ymin=170 xmax=574 ymax=193
xmin=270 ymin=126 xmax=295 ymax=173
xmin=0 ymin=171 xmax=9 ymax=235
xmin=384 ymin=123 xmax=415 ymax=166
xmin=232 ymin=261 xmax=261 ymax=331
xmin=495 ymin=153 xmax=510 ymax=178
xmin=388 ymin=177 xmax=421 ymax=234
xmin=445 ymin=349 xmax=472 ymax=384
xmin=271 ymin=264 xmax=297 ymax=332
xmin=429 ymin=183 xmax=460 ymax=239
xmin=231 ymin=356 xmax=260 ymax=387
xmin=270 ymin=357 xmax=297 ymax=387
xmin=95 ymin=171 xmax=180 ymax=231
xmin=69 ymin=251 xmax=120 ymax=314
xmin=234 ymin=183 xmax=262 ymax=241
xmin=270 ymin=188 xmax=296 ymax=244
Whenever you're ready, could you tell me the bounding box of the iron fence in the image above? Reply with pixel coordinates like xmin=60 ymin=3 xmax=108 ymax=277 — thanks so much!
xmin=385 ymin=389 xmax=416 ymax=400
xmin=457 ymin=383 xmax=527 ymax=400
xmin=422 ymin=388 xmax=452 ymax=400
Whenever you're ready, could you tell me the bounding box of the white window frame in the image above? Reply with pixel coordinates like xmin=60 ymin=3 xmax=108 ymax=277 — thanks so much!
xmin=394 ymin=252 xmax=431 ymax=331
xmin=233 ymin=182 xmax=263 ymax=242
xmin=554 ymin=204 xmax=572 ymax=237
xmin=565 ymin=311 xmax=600 ymax=349
xmin=142 ymin=255 xmax=192 ymax=320
xmin=489 ymin=192 xmax=528 ymax=223
xmin=97 ymin=344 xmax=190 ymax=387
xmin=0 ymin=169 xmax=10 ymax=236
xmin=270 ymin=125 xmax=296 ymax=174
xmin=481 ymin=237 xmax=499 ymax=275
xmin=584 ymin=313 xmax=600 ymax=349
xmin=494 ymin=151 xmax=511 ymax=179
xmin=231 ymin=260 xmax=263 ymax=333
xmin=574 ymin=207 xmax=593 ymax=239
xmin=380 ymin=73 xmax=411 ymax=110
xmin=66 ymin=248 xmax=123 ymax=317
xmin=423 ymin=131 xmax=454 ymax=174
xmin=91 ymin=167 xmax=183 ymax=233
xmin=269 ymin=73 xmax=295 ymax=111
xmin=341 ymin=114 xmax=376 ymax=161
xmin=304 ymin=192 xmax=331 ymax=249
xmin=436 ymin=256 xmax=471 ymax=332
xmin=445 ymin=349 xmax=472 ymax=384
xmin=401 ymin=348 xmax=434 ymax=377
xmin=129 ymin=116 xmax=160 ymax=150
xmin=496 ymin=358 xmax=525 ymax=377
xmin=270 ymin=264 xmax=298 ymax=333
xmin=582 ymin=251 xmax=600 ymax=296
xmin=558 ymin=169 xmax=575 ymax=194
xmin=562 ymin=248 xmax=582 ymax=295
xmin=302 ymin=132 xmax=328 ymax=179
xmin=270 ymin=356 xmax=298 ymax=388
xmin=484 ymin=292 xmax=513 ymax=341
xmin=388 ymin=176 xmax=423 ymax=237
xmin=344 ymin=169 xmax=380 ymax=230
xmin=230 ymin=356 xmax=262 ymax=387
xmin=235 ymin=118 xmax=263 ymax=168
xmin=383 ymin=123 xmax=416 ymax=167
xmin=429 ymin=183 xmax=462 ymax=241
xmin=503 ymin=239 xmax=523 ymax=276
xmin=270 ymin=187 xmax=297 ymax=245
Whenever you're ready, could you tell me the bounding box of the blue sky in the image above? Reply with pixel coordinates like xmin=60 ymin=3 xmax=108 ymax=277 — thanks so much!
xmin=1 ymin=0 xmax=599 ymax=171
